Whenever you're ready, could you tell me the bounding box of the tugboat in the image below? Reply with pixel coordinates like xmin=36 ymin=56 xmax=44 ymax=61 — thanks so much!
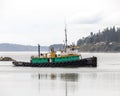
xmin=12 ymin=25 xmax=97 ymax=67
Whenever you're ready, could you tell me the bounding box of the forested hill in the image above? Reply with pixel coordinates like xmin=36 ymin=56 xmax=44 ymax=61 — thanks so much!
xmin=77 ymin=26 xmax=120 ymax=52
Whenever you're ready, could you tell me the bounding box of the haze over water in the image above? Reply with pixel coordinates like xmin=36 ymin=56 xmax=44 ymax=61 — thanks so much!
xmin=0 ymin=52 xmax=120 ymax=96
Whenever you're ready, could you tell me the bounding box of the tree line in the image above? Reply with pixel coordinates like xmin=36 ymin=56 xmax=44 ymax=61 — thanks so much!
xmin=77 ymin=26 xmax=120 ymax=46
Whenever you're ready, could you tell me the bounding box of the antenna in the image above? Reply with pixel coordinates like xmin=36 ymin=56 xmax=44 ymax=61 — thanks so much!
xmin=64 ymin=22 xmax=68 ymax=48
xmin=38 ymin=44 xmax=40 ymax=57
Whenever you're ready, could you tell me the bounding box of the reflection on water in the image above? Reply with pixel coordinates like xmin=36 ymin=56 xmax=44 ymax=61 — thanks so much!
xmin=32 ymin=73 xmax=79 ymax=96
xmin=61 ymin=73 xmax=78 ymax=81
xmin=0 ymin=70 xmax=120 ymax=96
xmin=30 ymin=72 xmax=99 ymax=96
xmin=32 ymin=73 xmax=79 ymax=81
xmin=31 ymin=73 xmax=79 ymax=95
xmin=30 ymin=72 xmax=120 ymax=96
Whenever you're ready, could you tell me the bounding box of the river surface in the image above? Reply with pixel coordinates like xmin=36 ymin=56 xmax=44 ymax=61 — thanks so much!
xmin=0 ymin=52 xmax=120 ymax=96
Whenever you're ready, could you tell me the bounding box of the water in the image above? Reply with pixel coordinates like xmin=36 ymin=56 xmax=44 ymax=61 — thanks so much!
xmin=0 ymin=52 xmax=120 ymax=96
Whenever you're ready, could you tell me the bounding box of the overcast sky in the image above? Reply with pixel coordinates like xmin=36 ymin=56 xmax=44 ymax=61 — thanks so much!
xmin=0 ymin=0 xmax=120 ymax=46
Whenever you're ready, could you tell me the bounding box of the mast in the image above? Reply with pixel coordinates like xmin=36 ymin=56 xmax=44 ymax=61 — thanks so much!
xmin=38 ymin=44 xmax=40 ymax=57
xmin=65 ymin=24 xmax=68 ymax=48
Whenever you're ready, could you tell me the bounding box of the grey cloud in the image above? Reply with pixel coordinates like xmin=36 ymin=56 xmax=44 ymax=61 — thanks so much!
xmin=71 ymin=12 xmax=104 ymax=24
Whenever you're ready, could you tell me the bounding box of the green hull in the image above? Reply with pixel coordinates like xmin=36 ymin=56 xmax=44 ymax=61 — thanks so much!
xmin=52 ymin=56 xmax=79 ymax=63
xmin=13 ymin=57 xmax=97 ymax=67
xmin=31 ymin=56 xmax=79 ymax=64
xmin=31 ymin=58 xmax=48 ymax=63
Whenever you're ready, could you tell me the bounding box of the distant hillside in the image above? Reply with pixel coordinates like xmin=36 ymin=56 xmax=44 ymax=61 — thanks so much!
xmin=49 ymin=44 xmax=65 ymax=51
xmin=77 ymin=26 xmax=120 ymax=52
xmin=78 ymin=42 xmax=120 ymax=52
xmin=0 ymin=43 xmax=48 ymax=51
